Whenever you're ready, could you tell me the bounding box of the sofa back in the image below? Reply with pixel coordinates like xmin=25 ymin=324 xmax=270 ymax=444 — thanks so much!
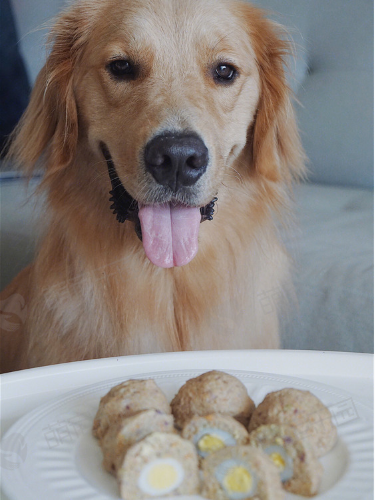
xmin=252 ymin=0 xmax=373 ymax=189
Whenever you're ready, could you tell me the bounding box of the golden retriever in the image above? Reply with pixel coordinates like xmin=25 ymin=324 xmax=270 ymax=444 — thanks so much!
xmin=0 ymin=0 xmax=305 ymax=373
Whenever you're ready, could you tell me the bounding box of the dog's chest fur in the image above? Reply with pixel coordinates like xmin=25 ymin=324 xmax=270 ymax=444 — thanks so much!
xmin=26 ymin=215 xmax=286 ymax=368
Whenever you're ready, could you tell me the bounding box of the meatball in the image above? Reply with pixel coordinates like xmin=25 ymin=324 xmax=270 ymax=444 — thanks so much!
xmin=249 ymin=424 xmax=323 ymax=496
xmin=201 ymin=445 xmax=285 ymax=500
xmin=171 ymin=371 xmax=255 ymax=429
xmin=248 ymin=388 xmax=337 ymax=457
xmin=118 ymin=432 xmax=200 ymax=499
xmin=100 ymin=409 xmax=175 ymax=474
xmin=182 ymin=413 xmax=249 ymax=460
xmin=92 ymin=379 xmax=171 ymax=439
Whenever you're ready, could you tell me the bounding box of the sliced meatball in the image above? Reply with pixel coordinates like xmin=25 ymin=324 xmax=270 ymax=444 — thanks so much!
xmin=201 ymin=444 xmax=285 ymax=500
xmin=182 ymin=413 xmax=249 ymax=460
xmin=100 ymin=409 xmax=175 ymax=474
xmin=248 ymin=388 xmax=337 ymax=457
xmin=118 ymin=432 xmax=200 ymax=499
xmin=93 ymin=379 xmax=171 ymax=439
xmin=249 ymin=423 xmax=323 ymax=496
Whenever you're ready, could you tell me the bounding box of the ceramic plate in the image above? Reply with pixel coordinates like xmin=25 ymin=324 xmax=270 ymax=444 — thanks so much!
xmin=1 ymin=369 xmax=373 ymax=499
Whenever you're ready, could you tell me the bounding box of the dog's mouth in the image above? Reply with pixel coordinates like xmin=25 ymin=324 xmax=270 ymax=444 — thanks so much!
xmin=101 ymin=143 xmax=217 ymax=268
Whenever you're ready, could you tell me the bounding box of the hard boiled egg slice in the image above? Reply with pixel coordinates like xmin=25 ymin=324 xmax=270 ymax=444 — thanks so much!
xmin=193 ymin=427 xmax=237 ymax=457
xmin=137 ymin=458 xmax=184 ymax=496
xmin=215 ymin=459 xmax=258 ymax=500
xmin=264 ymin=444 xmax=293 ymax=482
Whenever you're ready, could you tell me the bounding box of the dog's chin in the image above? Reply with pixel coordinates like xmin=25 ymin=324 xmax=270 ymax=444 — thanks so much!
xmin=101 ymin=142 xmax=217 ymax=269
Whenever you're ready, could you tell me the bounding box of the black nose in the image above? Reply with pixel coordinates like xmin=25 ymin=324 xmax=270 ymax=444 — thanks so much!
xmin=144 ymin=132 xmax=209 ymax=191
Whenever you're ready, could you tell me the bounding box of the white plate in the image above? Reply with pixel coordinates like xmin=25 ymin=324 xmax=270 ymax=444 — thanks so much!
xmin=1 ymin=369 xmax=373 ymax=500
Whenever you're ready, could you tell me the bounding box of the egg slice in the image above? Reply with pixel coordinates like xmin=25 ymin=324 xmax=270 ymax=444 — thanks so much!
xmin=264 ymin=444 xmax=293 ymax=482
xmin=137 ymin=458 xmax=185 ymax=496
xmin=193 ymin=427 xmax=237 ymax=457
xmin=214 ymin=459 xmax=258 ymax=499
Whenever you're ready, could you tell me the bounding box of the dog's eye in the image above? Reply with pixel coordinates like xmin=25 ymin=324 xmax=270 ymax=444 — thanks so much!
xmin=214 ymin=63 xmax=237 ymax=84
xmin=107 ymin=59 xmax=136 ymax=79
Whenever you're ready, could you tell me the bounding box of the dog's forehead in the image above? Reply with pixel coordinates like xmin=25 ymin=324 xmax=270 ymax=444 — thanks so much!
xmin=100 ymin=0 xmax=252 ymax=58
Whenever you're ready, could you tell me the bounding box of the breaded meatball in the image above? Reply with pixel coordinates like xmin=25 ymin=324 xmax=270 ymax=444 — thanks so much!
xmin=249 ymin=424 xmax=323 ymax=497
xmin=171 ymin=371 xmax=255 ymax=429
xmin=248 ymin=388 xmax=337 ymax=457
xmin=100 ymin=409 xmax=175 ymax=474
xmin=182 ymin=413 xmax=249 ymax=460
xmin=201 ymin=445 xmax=285 ymax=500
xmin=92 ymin=379 xmax=171 ymax=439
xmin=118 ymin=432 xmax=200 ymax=499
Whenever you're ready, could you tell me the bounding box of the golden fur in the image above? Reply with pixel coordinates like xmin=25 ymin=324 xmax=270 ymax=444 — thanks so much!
xmin=1 ymin=0 xmax=305 ymax=373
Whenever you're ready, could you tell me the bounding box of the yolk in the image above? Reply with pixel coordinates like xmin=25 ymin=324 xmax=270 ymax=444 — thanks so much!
xmin=198 ymin=434 xmax=226 ymax=453
xmin=223 ymin=466 xmax=252 ymax=494
xmin=147 ymin=463 xmax=178 ymax=490
xmin=269 ymin=452 xmax=286 ymax=470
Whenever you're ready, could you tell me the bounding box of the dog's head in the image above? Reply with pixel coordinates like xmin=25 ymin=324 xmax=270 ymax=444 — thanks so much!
xmin=8 ymin=0 xmax=304 ymax=268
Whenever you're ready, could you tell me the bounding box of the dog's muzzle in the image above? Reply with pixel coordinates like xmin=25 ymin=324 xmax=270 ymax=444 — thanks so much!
xmin=100 ymin=142 xmax=217 ymax=242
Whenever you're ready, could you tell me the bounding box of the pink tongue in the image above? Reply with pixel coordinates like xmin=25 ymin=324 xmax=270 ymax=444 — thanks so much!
xmin=138 ymin=203 xmax=201 ymax=268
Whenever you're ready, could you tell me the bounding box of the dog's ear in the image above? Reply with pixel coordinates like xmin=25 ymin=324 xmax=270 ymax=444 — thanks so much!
xmin=6 ymin=5 xmax=90 ymax=176
xmin=245 ymin=7 xmax=305 ymax=184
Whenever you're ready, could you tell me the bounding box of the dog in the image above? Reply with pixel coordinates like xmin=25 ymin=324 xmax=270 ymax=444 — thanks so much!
xmin=0 ymin=0 xmax=305 ymax=373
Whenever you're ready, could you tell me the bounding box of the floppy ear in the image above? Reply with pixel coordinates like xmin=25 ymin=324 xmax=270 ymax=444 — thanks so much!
xmin=6 ymin=6 xmax=89 ymax=176
xmin=246 ymin=7 xmax=306 ymax=184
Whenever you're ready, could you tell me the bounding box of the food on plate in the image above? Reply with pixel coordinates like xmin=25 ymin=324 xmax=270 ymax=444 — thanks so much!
xmin=248 ymin=388 xmax=337 ymax=457
xmin=92 ymin=379 xmax=171 ymax=439
xmin=182 ymin=413 xmax=249 ymax=459
xmin=100 ymin=409 xmax=175 ymax=474
xmin=201 ymin=445 xmax=285 ymax=500
xmin=171 ymin=370 xmax=255 ymax=429
xmin=248 ymin=424 xmax=323 ymax=497
xmin=92 ymin=374 xmax=340 ymax=499
xmin=118 ymin=432 xmax=200 ymax=499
